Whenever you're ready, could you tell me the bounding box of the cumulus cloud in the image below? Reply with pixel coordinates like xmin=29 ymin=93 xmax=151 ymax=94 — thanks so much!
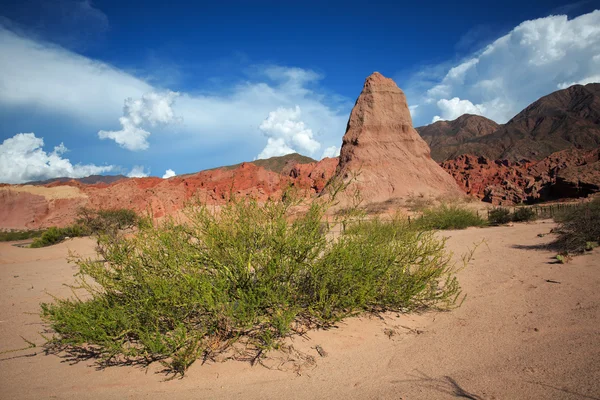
xmin=0 ymin=133 xmax=113 ymax=184
xmin=127 ymin=165 xmax=149 ymax=178
xmin=98 ymin=91 xmax=180 ymax=151
xmin=256 ymin=106 xmax=321 ymax=159
xmin=321 ymin=146 xmax=340 ymax=159
xmin=0 ymin=24 xmax=348 ymax=164
xmin=162 ymin=169 xmax=176 ymax=179
xmin=406 ymin=10 xmax=600 ymax=126
xmin=432 ymin=98 xmax=486 ymax=122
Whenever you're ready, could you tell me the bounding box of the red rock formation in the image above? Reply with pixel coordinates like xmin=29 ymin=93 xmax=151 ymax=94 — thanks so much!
xmin=441 ymin=148 xmax=600 ymax=205
xmin=331 ymin=72 xmax=463 ymax=204
xmin=0 ymin=158 xmax=339 ymax=230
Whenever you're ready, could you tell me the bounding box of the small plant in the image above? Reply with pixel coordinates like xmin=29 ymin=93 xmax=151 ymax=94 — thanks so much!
xmin=416 ymin=204 xmax=487 ymax=230
xmin=585 ymin=241 xmax=599 ymax=251
xmin=511 ymin=207 xmax=536 ymax=222
xmin=488 ymin=207 xmax=512 ymax=225
xmin=556 ymin=254 xmax=566 ymax=264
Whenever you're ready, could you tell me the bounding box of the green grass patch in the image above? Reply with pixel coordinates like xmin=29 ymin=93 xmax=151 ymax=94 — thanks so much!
xmin=415 ymin=204 xmax=487 ymax=230
xmin=0 ymin=229 xmax=45 ymax=242
xmin=41 ymin=197 xmax=461 ymax=376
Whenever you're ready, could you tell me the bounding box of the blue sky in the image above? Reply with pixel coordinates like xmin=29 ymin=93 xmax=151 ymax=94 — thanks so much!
xmin=0 ymin=0 xmax=599 ymax=183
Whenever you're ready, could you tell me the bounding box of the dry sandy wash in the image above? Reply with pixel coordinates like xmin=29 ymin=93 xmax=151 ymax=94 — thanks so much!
xmin=1 ymin=221 xmax=599 ymax=399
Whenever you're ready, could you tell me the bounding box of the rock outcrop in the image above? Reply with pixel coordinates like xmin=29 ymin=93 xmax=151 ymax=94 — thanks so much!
xmin=331 ymin=72 xmax=463 ymax=204
xmin=441 ymin=148 xmax=600 ymax=205
xmin=0 ymin=156 xmax=339 ymax=230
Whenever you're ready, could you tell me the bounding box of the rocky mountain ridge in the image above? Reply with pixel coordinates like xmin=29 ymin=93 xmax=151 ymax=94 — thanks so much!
xmin=417 ymin=83 xmax=600 ymax=162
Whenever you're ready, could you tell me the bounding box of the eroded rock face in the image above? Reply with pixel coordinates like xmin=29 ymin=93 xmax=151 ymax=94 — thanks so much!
xmin=332 ymin=72 xmax=463 ymax=204
xmin=0 ymin=158 xmax=339 ymax=230
xmin=441 ymin=148 xmax=600 ymax=205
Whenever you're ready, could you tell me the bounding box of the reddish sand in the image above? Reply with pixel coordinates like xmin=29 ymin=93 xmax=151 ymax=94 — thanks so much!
xmin=1 ymin=221 xmax=599 ymax=399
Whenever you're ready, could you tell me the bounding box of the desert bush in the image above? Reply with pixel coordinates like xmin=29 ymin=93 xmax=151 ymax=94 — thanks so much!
xmin=488 ymin=207 xmax=537 ymax=225
xmin=416 ymin=204 xmax=486 ymax=230
xmin=41 ymin=198 xmax=461 ymax=376
xmin=30 ymin=225 xmax=90 ymax=248
xmin=0 ymin=229 xmax=44 ymax=242
xmin=76 ymin=208 xmax=138 ymax=234
xmin=488 ymin=207 xmax=512 ymax=225
xmin=551 ymin=198 xmax=600 ymax=253
xmin=511 ymin=207 xmax=536 ymax=222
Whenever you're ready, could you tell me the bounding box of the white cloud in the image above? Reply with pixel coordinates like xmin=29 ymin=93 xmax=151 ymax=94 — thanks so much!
xmin=127 ymin=165 xmax=149 ymax=178
xmin=256 ymin=138 xmax=295 ymax=159
xmin=0 ymin=133 xmax=113 ymax=183
xmin=98 ymin=91 xmax=179 ymax=150
xmin=432 ymin=98 xmax=486 ymax=122
xmin=0 ymin=24 xmax=151 ymax=124
xmin=0 ymin=24 xmax=348 ymax=163
xmin=256 ymin=105 xmax=321 ymax=159
xmin=321 ymin=145 xmax=340 ymax=159
xmin=406 ymin=10 xmax=600 ymax=126
xmin=162 ymin=169 xmax=176 ymax=179
xmin=557 ymin=74 xmax=600 ymax=89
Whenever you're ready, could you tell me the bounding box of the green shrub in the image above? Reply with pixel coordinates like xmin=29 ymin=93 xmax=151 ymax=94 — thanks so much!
xmin=488 ymin=207 xmax=512 ymax=225
xmin=0 ymin=229 xmax=44 ymax=242
xmin=511 ymin=207 xmax=536 ymax=222
xmin=552 ymin=198 xmax=600 ymax=253
xmin=416 ymin=204 xmax=487 ymax=230
xmin=41 ymin=198 xmax=461 ymax=376
xmin=76 ymin=208 xmax=138 ymax=234
xmin=31 ymin=227 xmax=63 ymax=248
xmin=30 ymin=225 xmax=90 ymax=248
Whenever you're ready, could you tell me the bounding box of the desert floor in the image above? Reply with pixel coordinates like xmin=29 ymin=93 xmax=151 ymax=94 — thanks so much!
xmin=1 ymin=220 xmax=599 ymax=400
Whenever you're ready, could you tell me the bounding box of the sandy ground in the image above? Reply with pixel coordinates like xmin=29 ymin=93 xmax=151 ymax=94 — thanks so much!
xmin=1 ymin=220 xmax=599 ymax=399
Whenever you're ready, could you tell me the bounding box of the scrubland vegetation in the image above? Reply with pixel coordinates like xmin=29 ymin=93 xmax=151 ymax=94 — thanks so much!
xmin=0 ymin=229 xmax=44 ymax=242
xmin=488 ymin=206 xmax=537 ymax=225
xmin=551 ymin=198 xmax=600 ymax=254
xmin=415 ymin=204 xmax=487 ymax=230
xmin=27 ymin=208 xmax=139 ymax=248
xmin=41 ymin=196 xmax=462 ymax=376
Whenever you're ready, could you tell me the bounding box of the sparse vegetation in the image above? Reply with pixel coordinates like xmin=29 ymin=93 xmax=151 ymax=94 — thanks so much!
xmin=415 ymin=204 xmax=487 ymax=230
xmin=0 ymin=229 xmax=45 ymax=242
xmin=41 ymin=197 xmax=461 ymax=376
xmin=488 ymin=207 xmax=512 ymax=225
xmin=551 ymin=198 xmax=600 ymax=253
xmin=30 ymin=225 xmax=89 ymax=248
xmin=488 ymin=206 xmax=537 ymax=225
xmin=76 ymin=207 xmax=138 ymax=234
xmin=29 ymin=208 xmax=138 ymax=248
xmin=511 ymin=207 xmax=536 ymax=222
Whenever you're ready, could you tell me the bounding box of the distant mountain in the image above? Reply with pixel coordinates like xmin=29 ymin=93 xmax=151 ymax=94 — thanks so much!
xmin=417 ymin=83 xmax=600 ymax=161
xmin=210 ymin=153 xmax=318 ymax=174
xmin=417 ymin=114 xmax=500 ymax=162
xmin=27 ymin=175 xmax=127 ymax=186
